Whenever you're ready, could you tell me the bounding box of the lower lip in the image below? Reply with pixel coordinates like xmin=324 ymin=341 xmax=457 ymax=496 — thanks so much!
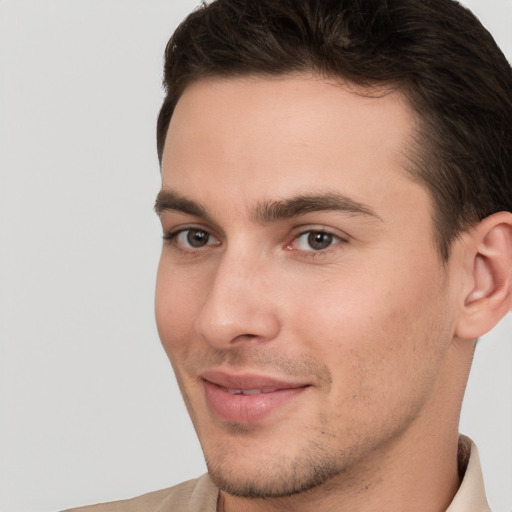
xmin=203 ymin=381 xmax=307 ymax=424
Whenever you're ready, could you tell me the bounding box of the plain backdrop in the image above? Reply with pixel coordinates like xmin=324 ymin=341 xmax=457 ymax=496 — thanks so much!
xmin=0 ymin=1 xmax=511 ymax=511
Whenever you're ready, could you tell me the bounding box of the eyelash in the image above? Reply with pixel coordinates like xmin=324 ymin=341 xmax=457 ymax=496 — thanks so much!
xmin=286 ymin=229 xmax=344 ymax=256
xmin=162 ymin=227 xmax=219 ymax=252
xmin=163 ymin=227 xmax=346 ymax=256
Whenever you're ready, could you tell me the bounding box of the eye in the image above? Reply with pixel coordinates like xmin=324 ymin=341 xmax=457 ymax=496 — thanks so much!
xmin=293 ymin=230 xmax=342 ymax=251
xmin=165 ymin=228 xmax=220 ymax=249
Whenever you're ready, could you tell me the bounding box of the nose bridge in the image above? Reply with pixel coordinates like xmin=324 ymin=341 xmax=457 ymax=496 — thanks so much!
xmin=195 ymin=244 xmax=280 ymax=348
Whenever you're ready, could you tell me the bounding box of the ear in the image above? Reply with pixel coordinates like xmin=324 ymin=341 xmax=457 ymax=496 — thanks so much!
xmin=455 ymin=212 xmax=512 ymax=340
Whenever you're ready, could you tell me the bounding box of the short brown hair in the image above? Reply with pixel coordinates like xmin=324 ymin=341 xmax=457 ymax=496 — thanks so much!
xmin=157 ymin=0 xmax=512 ymax=259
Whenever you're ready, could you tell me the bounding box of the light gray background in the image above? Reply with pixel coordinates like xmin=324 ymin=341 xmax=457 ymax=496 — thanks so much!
xmin=0 ymin=1 xmax=510 ymax=511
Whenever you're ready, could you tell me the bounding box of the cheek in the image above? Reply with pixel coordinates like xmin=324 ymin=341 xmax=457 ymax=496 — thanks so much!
xmin=155 ymin=258 xmax=204 ymax=358
xmin=287 ymin=256 xmax=451 ymax=403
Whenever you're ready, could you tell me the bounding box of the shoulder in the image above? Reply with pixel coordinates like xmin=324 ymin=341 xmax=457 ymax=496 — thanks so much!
xmin=62 ymin=486 xmax=180 ymax=512
xmin=62 ymin=474 xmax=218 ymax=512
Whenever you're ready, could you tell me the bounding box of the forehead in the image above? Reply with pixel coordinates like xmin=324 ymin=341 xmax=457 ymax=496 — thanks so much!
xmin=161 ymin=74 xmax=426 ymax=224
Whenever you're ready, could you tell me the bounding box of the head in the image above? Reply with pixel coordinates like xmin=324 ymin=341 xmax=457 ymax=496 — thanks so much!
xmin=154 ymin=0 xmax=512 ymax=505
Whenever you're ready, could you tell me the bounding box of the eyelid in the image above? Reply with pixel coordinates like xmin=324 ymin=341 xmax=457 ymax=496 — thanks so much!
xmin=163 ymin=225 xmax=221 ymax=251
xmin=290 ymin=224 xmax=349 ymax=240
xmin=285 ymin=226 xmax=349 ymax=253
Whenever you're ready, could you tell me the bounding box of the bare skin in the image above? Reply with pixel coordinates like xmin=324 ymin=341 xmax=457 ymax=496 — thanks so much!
xmin=155 ymin=75 xmax=512 ymax=512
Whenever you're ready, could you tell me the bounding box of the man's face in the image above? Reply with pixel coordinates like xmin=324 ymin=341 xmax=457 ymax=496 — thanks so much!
xmin=155 ymin=75 xmax=461 ymax=497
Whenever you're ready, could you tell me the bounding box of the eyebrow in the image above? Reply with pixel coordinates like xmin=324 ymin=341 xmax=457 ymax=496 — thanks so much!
xmin=253 ymin=193 xmax=381 ymax=223
xmin=154 ymin=190 xmax=209 ymax=218
xmin=154 ymin=189 xmax=381 ymax=223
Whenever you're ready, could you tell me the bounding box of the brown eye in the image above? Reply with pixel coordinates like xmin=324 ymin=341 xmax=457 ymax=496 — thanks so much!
xmin=292 ymin=230 xmax=339 ymax=252
xmin=185 ymin=229 xmax=210 ymax=247
xmin=287 ymin=229 xmax=346 ymax=254
xmin=306 ymin=232 xmax=334 ymax=250
xmin=169 ymin=228 xmax=219 ymax=249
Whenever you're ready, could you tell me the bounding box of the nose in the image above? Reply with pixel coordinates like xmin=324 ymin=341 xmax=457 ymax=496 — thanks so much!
xmin=195 ymin=251 xmax=281 ymax=349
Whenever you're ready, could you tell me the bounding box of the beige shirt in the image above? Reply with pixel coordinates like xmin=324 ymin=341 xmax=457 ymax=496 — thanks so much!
xmin=64 ymin=438 xmax=490 ymax=512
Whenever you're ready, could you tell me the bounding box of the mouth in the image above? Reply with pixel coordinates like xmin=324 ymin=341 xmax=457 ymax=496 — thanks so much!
xmin=224 ymin=388 xmax=280 ymax=395
xmin=200 ymin=370 xmax=310 ymax=424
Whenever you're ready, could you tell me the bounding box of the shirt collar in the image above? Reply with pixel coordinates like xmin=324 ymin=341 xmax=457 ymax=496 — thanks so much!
xmin=445 ymin=435 xmax=490 ymax=512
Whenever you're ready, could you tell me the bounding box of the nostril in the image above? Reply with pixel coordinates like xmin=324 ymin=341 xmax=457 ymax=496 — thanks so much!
xmin=195 ymin=308 xmax=281 ymax=349
xmin=232 ymin=333 xmax=260 ymax=343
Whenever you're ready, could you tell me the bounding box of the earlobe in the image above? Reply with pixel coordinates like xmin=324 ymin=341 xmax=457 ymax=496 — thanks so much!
xmin=455 ymin=212 xmax=512 ymax=340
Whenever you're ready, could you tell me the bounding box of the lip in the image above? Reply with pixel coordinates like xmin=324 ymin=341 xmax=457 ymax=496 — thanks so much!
xmin=200 ymin=370 xmax=310 ymax=424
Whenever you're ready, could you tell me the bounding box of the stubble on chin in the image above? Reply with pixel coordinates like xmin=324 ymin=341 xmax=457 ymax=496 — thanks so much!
xmin=202 ymin=429 xmax=366 ymax=500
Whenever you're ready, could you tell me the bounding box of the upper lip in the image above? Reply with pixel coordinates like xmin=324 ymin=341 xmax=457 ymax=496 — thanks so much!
xmin=200 ymin=369 xmax=310 ymax=391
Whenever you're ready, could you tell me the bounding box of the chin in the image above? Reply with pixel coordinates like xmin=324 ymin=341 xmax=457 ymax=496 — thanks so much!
xmin=203 ymin=442 xmax=346 ymax=499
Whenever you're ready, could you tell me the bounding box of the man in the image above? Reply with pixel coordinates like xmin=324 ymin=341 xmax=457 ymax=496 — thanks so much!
xmin=67 ymin=0 xmax=512 ymax=510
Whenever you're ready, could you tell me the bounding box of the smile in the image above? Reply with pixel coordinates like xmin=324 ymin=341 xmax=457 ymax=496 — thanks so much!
xmin=226 ymin=388 xmax=278 ymax=395
xmin=200 ymin=370 xmax=310 ymax=424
